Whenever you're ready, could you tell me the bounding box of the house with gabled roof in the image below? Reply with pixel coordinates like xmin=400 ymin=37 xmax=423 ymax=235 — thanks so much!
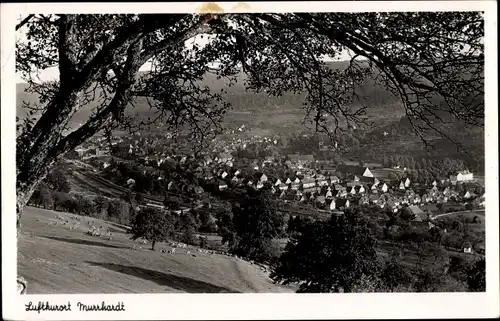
xmin=404 ymin=205 xmax=426 ymax=221
xmin=462 ymin=190 xmax=473 ymax=199
xmin=369 ymin=184 xmax=378 ymax=193
xmin=327 ymin=199 xmax=337 ymax=211
xmin=301 ymin=178 xmax=316 ymax=189
xmin=288 ymin=154 xmax=315 ymax=165
xmin=358 ymin=195 xmax=370 ymax=206
xmin=219 ymin=152 xmax=233 ymax=164
xmin=369 ymin=194 xmax=380 ymax=204
xmin=347 ymin=186 xmax=356 ymax=195
xmin=316 ymin=195 xmax=326 ymax=204
xmin=359 ymin=176 xmax=379 ymax=186
xmin=218 ymin=181 xmax=228 ymax=190
xmin=336 ymin=164 xmax=374 ymax=178
xmin=348 ymin=174 xmax=362 ymax=182
xmin=356 ymin=185 xmax=366 ymax=194
xmin=477 ymin=193 xmax=486 ymax=208
xmin=256 ymin=173 xmax=268 ymax=183
xmin=335 ymin=198 xmax=350 ymax=209
xmin=317 ymin=178 xmax=329 ymax=186
xmin=279 ymin=184 xmax=289 ymax=191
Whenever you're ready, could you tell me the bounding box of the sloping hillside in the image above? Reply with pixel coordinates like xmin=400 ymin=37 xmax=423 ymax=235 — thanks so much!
xmin=18 ymin=206 xmax=295 ymax=294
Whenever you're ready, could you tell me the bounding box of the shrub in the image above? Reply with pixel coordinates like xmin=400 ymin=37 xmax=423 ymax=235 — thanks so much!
xmin=108 ymin=199 xmax=132 ymax=225
xmin=52 ymin=192 xmax=74 ymax=212
xmin=467 ymin=259 xmax=485 ymax=292
xmin=29 ymin=182 xmax=54 ymax=209
xmin=93 ymin=195 xmax=110 ymax=220
xmin=73 ymin=194 xmax=95 ymax=216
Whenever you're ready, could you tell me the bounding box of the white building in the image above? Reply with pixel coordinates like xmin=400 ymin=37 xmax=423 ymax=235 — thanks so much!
xmin=456 ymin=170 xmax=474 ymax=182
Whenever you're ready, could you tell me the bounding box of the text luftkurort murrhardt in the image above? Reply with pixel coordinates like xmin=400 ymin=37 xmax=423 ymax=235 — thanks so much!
xmin=25 ymin=301 xmax=125 ymax=313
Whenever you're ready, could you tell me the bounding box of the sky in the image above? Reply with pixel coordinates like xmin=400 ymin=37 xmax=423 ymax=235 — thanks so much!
xmin=15 ymin=15 xmax=354 ymax=83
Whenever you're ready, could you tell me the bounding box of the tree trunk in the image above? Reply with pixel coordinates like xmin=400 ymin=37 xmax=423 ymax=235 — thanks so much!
xmin=16 ymin=176 xmax=45 ymax=235
xmin=151 ymin=240 xmax=156 ymax=251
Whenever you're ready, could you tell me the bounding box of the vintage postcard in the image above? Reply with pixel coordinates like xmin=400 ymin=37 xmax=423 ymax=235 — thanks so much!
xmin=1 ymin=1 xmax=498 ymax=320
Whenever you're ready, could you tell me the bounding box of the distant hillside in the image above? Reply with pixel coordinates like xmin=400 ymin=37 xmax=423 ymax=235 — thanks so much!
xmin=16 ymin=60 xmax=405 ymax=134
xmin=346 ymin=115 xmax=485 ymax=174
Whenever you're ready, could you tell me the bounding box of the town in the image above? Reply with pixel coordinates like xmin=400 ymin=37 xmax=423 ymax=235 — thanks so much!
xmin=71 ymin=127 xmax=485 ymax=222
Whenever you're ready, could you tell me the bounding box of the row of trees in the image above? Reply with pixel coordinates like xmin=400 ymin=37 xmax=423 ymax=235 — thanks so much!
xmin=29 ymin=185 xmax=132 ymax=225
xmin=272 ymin=208 xmax=486 ymax=292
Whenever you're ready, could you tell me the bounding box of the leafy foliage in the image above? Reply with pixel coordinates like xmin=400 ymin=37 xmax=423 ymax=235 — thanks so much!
xmin=230 ymin=187 xmax=285 ymax=263
xmin=45 ymin=168 xmax=71 ymax=193
xmin=215 ymin=207 xmax=238 ymax=248
xmin=271 ymin=209 xmax=379 ymax=292
xmin=28 ymin=182 xmax=54 ymax=209
xmin=467 ymin=259 xmax=486 ymax=292
xmin=176 ymin=212 xmax=200 ymax=245
xmin=107 ymin=199 xmax=132 ymax=225
xmin=129 ymin=207 xmax=175 ymax=250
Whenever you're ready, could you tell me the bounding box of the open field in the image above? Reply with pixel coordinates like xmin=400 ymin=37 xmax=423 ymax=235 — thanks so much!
xmin=18 ymin=207 xmax=296 ymax=294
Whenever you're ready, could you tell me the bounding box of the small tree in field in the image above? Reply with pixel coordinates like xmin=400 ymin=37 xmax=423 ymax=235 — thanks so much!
xmin=129 ymin=207 xmax=174 ymax=250
xmin=271 ymin=209 xmax=380 ymax=293
xmin=231 ymin=187 xmax=284 ymax=263
xmin=177 ymin=212 xmax=200 ymax=245
xmin=45 ymin=167 xmax=71 ymax=193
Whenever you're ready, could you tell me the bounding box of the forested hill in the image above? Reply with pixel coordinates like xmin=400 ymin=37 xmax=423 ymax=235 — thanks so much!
xmin=16 ymin=60 xmax=404 ymax=128
xmin=345 ymin=115 xmax=485 ymax=175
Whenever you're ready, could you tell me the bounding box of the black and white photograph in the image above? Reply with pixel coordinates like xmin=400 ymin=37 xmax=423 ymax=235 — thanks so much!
xmin=2 ymin=1 xmax=499 ymax=320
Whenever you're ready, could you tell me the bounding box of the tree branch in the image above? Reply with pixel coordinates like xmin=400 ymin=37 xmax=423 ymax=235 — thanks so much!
xmin=16 ymin=14 xmax=35 ymax=31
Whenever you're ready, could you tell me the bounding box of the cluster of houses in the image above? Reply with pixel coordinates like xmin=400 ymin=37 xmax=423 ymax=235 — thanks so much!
xmin=76 ymin=128 xmax=484 ymax=219
xmin=74 ymin=136 xmax=122 ymax=159
xmin=204 ymin=158 xmax=483 ymax=215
